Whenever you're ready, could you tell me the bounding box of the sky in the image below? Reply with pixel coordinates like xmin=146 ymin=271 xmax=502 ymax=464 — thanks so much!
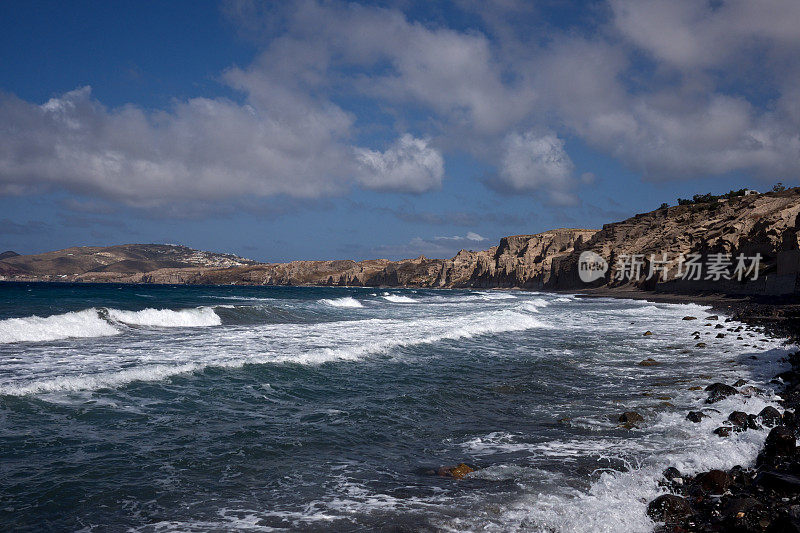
xmin=1 ymin=0 xmax=799 ymax=262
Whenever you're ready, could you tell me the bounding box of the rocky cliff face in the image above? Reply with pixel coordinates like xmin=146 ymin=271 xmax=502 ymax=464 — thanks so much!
xmin=2 ymin=189 xmax=798 ymax=296
xmin=549 ymin=188 xmax=800 ymax=295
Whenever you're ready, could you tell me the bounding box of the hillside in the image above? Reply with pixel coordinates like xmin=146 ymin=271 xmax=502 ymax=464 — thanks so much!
xmin=1 ymin=188 xmax=798 ymax=297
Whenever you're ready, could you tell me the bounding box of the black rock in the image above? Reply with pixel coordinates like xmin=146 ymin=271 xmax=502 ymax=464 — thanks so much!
xmin=759 ymin=406 xmax=782 ymax=427
xmin=733 ymin=379 xmax=747 ymax=387
xmin=663 ymin=466 xmax=682 ymax=481
xmin=715 ymin=324 xmax=725 ymax=329
xmin=706 ymin=315 xmax=719 ymax=321
xmin=728 ymin=411 xmax=749 ymax=431
xmin=696 ymin=469 xmax=731 ymax=494
xmin=767 ymin=516 xmax=800 ymax=533
xmin=687 ymin=410 xmax=706 ymax=423
xmin=722 ymin=497 xmax=770 ymax=531
xmin=714 ymin=426 xmax=732 ymax=437
xmin=706 ymin=382 xmax=738 ymax=403
xmin=755 ymin=471 xmax=800 ymax=493
xmin=763 ymin=426 xmax=796 ymax=457
xmin=646 ymin=494 xmax=694 ymax=523
xmin=619 ymin=411 xmax=644 ymax=426
xmin=683 ymin=316 xmax=697 ymax=321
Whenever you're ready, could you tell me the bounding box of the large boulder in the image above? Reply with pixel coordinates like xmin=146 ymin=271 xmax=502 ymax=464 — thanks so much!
xmin=696 ymin=469 xmax=731 ymax=494
xmin=647 ymin=494 xmax=694 ymax=523
xmin=706 ymin=382 xmax=738 ymax=403
xmin=759 ymin=406 xmax=783 ymax=427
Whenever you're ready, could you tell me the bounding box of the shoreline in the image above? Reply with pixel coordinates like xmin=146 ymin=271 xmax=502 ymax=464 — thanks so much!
xmin=640 ymin=301 xmax=800 ymax=531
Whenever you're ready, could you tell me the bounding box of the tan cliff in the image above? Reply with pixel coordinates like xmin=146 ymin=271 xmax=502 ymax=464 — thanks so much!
xmin=2 ymin=188 xmax=799 ymax=296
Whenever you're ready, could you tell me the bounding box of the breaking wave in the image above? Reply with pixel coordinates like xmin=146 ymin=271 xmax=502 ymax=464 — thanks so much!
xmin=382 ymin=294 xmax=416 ymax=303
xmin=319 ymin=297 xmax=364 ymax=308
xmin=106 ymin=307 xmax=221 ymax=327
xmin=0 ymin=309 xmax=120 ymax=344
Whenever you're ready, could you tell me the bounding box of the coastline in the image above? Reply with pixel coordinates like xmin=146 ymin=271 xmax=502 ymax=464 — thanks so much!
xmin=629 ymin=298 xmax=800 ymax=531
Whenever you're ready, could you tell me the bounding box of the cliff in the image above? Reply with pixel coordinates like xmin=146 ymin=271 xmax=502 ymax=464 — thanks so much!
xmin=2 ymin=188 xmax=799 ymax=297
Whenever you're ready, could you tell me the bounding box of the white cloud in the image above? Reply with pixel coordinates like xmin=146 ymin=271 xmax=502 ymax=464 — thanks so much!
xmin=4 ymin=0 xmax=800 ymax=212
xmin=355 ymin=134 xmax=444 ymax=193
xmin=433 ymin=232 xmax=487 ymax=242
xmin=491 ymin=131 xmax=578 ymax=205
xmin=0 ymin=85 xmax=356 ymax=206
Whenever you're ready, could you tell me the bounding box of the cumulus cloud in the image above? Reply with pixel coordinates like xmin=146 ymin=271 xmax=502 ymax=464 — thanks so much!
xmin=434 ymin=232 xmax=487 ymax=242
xmin=0 ymin=85 xmax=356 ymax=206
xmin=3 ymin=0 xmax=800 ymax=213
xmin=489 ymin=131 xmax=578 ymax=205
xmin=355 ymin=134 xmax=444 ymax=193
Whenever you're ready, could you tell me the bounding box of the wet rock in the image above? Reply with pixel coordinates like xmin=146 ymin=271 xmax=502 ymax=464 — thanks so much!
xmin=619 ymin=411 xmax=644 ymax=427
xmin=732 ymin=379 xmax=747 ymax=387
xmin=706 ymin=382 xmax=738 ymax=403
xmin=722 ymin=497 xmax=770 ymax=531
xmin=436 ymin=463 xmax=475 ymax=479
xmin=715 ymin=324 xmax=725 ymax=329
xmin=683 ymin=316 xmax=697 ymax=321
xmin=747 ymin=414 xmax=762 ymax=430
xmin=637 ymin=358 xmax=659 ymax=366
xmin=659 ymin=467 xmax=684 ymax=489
xmin=687 ymin=411 xmax=706 ymax=423
xmin=755 ymin=471 xmax=800 ymax=493
xmin=696 ymin=342 xmax=707 ymax=348
xmin=647 ymin=494 xmax=694 ymax=523
xmin=728 ymin=411 xmax=750 ymax=431
xmin=714 ymin=426 xmax=732 ymax=437
xmin=643 ymin=331 xmax=653 ymax=336
xmin=767 ymin=516 xmax=800 ymax=533
xmin=760 ymin=406 xmax=782 ymax=427
xmin=716 ymin=333 xmax=726 ymax=338
xmin=762 ymin=426 xmax=796 ymax=458
xmin=706 ymin=315 xmax=719 ymax=321
xmin=696 ymin=469 xmax=732 ymax=494
xmin=663 ymin=466 xmax=682 ymax=481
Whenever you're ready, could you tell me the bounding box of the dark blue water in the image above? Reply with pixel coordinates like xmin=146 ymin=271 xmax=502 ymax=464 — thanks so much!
xmin=0 ymin=283 xmax=789 ymax=531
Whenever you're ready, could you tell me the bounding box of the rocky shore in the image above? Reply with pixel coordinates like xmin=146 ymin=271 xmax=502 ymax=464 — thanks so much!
xmin=645 ymin=306 xmax=800 ymax=532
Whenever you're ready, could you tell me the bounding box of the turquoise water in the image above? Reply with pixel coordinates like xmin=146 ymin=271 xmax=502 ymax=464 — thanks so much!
xmin=0 ymin=283 xmax=791 ymax=531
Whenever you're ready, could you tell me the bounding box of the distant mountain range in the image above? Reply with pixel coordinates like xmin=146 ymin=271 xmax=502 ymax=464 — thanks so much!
xmin=2 ymin=188 xmax=799 ymax=297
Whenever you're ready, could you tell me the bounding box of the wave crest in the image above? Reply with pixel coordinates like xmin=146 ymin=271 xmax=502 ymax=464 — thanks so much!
xmin=0 ymin=309 xmax=120 ymax=344
xmin=106 ymin=307 xmax=221 ymax=327
xmin=319 ymin=297 xmax=363 ymax=308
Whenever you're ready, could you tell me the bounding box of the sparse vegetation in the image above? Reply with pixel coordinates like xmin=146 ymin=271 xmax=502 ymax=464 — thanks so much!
xmin=659 ymin=202 xmax=670 ymax=210
xmin=773 ymin=182 xmax=786 ymax=192
xmin=676 ymin=188 xmax=751 ymax=206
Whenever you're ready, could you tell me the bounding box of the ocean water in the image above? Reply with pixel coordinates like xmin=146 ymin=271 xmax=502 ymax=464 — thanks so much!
xmin=0 ymin=283 xmax=792 ymax=532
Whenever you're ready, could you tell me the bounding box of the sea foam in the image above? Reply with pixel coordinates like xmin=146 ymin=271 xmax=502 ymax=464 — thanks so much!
xmin=0 ymin=309 xmax=120 ymax=344
xmin=106 ymin=307 xmax=221 ymax=327
xmin=382 ymin=294 xmax=416 ymax=303
xmin=319 ymin=297 xmax=364 ymax=308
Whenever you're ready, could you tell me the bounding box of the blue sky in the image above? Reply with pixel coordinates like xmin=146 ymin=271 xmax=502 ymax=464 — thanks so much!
xmin=1 ymin=0 xmax=798 ymax=261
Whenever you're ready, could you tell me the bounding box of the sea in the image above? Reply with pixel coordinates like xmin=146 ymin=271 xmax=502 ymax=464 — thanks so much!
xmin=0 ymin=282 xmax=792 ymax=532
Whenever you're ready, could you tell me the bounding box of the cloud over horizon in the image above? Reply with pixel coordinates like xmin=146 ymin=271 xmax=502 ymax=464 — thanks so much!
xmin=1 ymin=0 xmax=799 ymax=213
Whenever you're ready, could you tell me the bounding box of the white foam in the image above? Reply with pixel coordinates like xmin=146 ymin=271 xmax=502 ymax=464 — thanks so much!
xmin=0 ymin=309 xmax=549 ymax=395
xmin=477 ymin=292 xmax=517 ymax=300
xmin=0 ymin=309 xmax=119 ymax=344
xmin=520 ymin=298 xmax=550 ymax=312
xmin=319 ymin=297 xmax=363 ymax=308
xmin=382 ymin=294 xmax=416 ymax=303
xmin=106 ymin=307 xmax=221 ymax=327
